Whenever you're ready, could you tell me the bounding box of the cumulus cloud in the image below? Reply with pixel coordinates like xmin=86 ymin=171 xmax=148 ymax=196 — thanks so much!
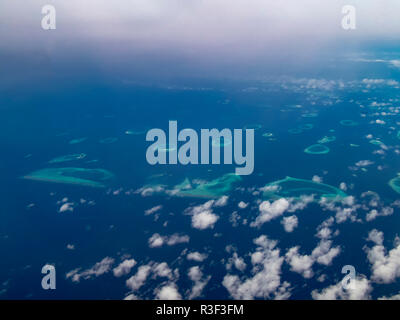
xmin=285 ymin=247 xmax=314 ymax=278
xmin=355 ymin=160 xmax=374 ymax=167
xmin=222 ymin=235 xmax=290 ymax=299
xmin=319 ymin=196 xmax=359 ymax=224
xmin=185 ymin=200 xmax=220 ymax=230
xmin=365 ymin=231 xmax=400 ymax=284
xmin=315 ymin=217 xmax=338 ymax=240
xmin=113 ymin=259 xmax=137 ymax=277
xmin=281 ymin=215 xmax=298 ymax=232
xmin=66 ymin=257 xmax=114 ymax=282
xmin=155 ymin=283 xmax=182 ymax=300
xmin=192 ymin=211 xmax=219 ymax=230
xmin=250 ymin=198 xmax=290 ymax=227
xmin=135 ymin=185 xmax=165 ymax=197
xmin=312 ymin=175 xmax=322 ymax=183
xmin=366 ymin=229 xmax=384 ymax=245
xmin=214 ymin=196 xmax=229 ymax=207
xmin=148 ymin=233 xmax=190 ymax=248
xmin=285 ymin=240 xmax=340 ymax=278
xmin=153 ymin=262 xmax=174 ymax=280
xmin=379 ymin=292 xmax=400 ymax=300
xmin=366 ymin=207 xmax=393 ymax=222
xmin=126 ymin=265 xmax=152 ymax=291
xmin=145 ymin=205 xmax=163 ymax=215
xmin=58 ymin=202 xmax=74 ymax=213
xmin=187 ymin=266 xmax=211 ymax=299
xmin=238 ymin=201 xmax=248 ymax=209
xmin=126 ymin=261 xmax=177 ymax=293
xmin=312 ymin=240 xmax=341 ymax=266
xmin=187 ymin=251 xmax=208 ymax=262
xmin=226 ymin=252 xmax=247 ymax=272
xmin=311 ymin=277 xmax=372 ymax=300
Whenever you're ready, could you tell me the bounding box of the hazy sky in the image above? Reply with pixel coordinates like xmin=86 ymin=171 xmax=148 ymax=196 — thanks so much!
xmin=1 ymin=1 xmax=399 ymax=82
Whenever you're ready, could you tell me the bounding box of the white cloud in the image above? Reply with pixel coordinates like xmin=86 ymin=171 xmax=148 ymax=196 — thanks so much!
xmin=155 ymin=283 xmax=182 ymax=300
xmin=281 ymin=215 xmax=298 ymax=232
xmin=312 ymin=240 xmax=341 ymax=266
xmin=153 ymin=262 xmax=174 ymax=280
xmin=126 ymin=265 xmax=152 ymax=291
xmin=319 ymin=197 xmax=359 ymax=224
xmin=366 ymin=207 xmax=393 ymax=222
xmin=66 ymin=257 xmax=114 ymax=282
xmin=113 ymin=259 xmax=137 ymax=277
xmin=145 ymin=205 xmax=162 ymax=215
xmin=355 ymin=160 xmax=374 ymax=167
xmin=367 ymin=229 xmax=384 ymax=245
xmin=187 ymin=266 xmax=211 ymax=299
xmin=226 ymin=252 xmax=247 ymax=272
xmin=192 ymin=211 xmax=219 ymax=230
xmin=124 ymin=293 xmax=138 ymax=300
xmin=285 ymin=240 xmax=340 ymax=278
xmin=166 ymin=234 xmax=190 ymax=246
xmin=222 ymin=235 xmax=290 ymax=299
xmin=316 ymin=227 xmax=332 ymax=240
xmin=185 ymin=200 xmax=220 ymax=230
xmin=311 ymin=277 xmax=372 ymax=300
xmin=365 ymin=231 xmax=400 ymax=284
xmin=238 ymin=201 xmax=248 ymax=209
xmin=187 ymin=251 xmax=208 ymax=262
xmin=148 ymin=233 xmax=190 ymax=248
xmin=312 ymin=175 xmax=322 ymax=183
xmin=215 ymin=196 xmax=229 ymax=207
xmin=250 ymin=198 xmax=290 ymax=227
xmin=126 ymin=261 xmax=177 ymax=293
xmin=379 ymin=292 xmax=400 ymax=300
xmin=285 ymin=247 xmax=314 ymax=278
xmin=148 ymin=233 xmax=164 ymax=248
xmin=339 ymin=183 xmax=347 ymax=191
xmin=59 ymin=202 xmax=74 ymax=213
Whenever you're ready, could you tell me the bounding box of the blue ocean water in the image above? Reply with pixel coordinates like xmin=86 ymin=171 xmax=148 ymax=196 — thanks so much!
xmin=1 ymin=49 xmax=400 ymax=300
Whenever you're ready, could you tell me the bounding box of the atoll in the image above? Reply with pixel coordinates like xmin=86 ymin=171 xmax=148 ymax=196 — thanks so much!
xmin=389 ymin=174 xmax=400 ymax=194
xmin=48 ymin=153 xmax=87 ymax=164
xmin=304 ymin=144 xmax=330 ymax=155
xmin=318 ymin=136 xmax=336 ymax=144
xmin=340 ymin=120 xmax=358 ymax=126
xmin=22 ymin=167 xmax=114 ymax=188
xmin=262 ymin=176 xmax=347 ymax=201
